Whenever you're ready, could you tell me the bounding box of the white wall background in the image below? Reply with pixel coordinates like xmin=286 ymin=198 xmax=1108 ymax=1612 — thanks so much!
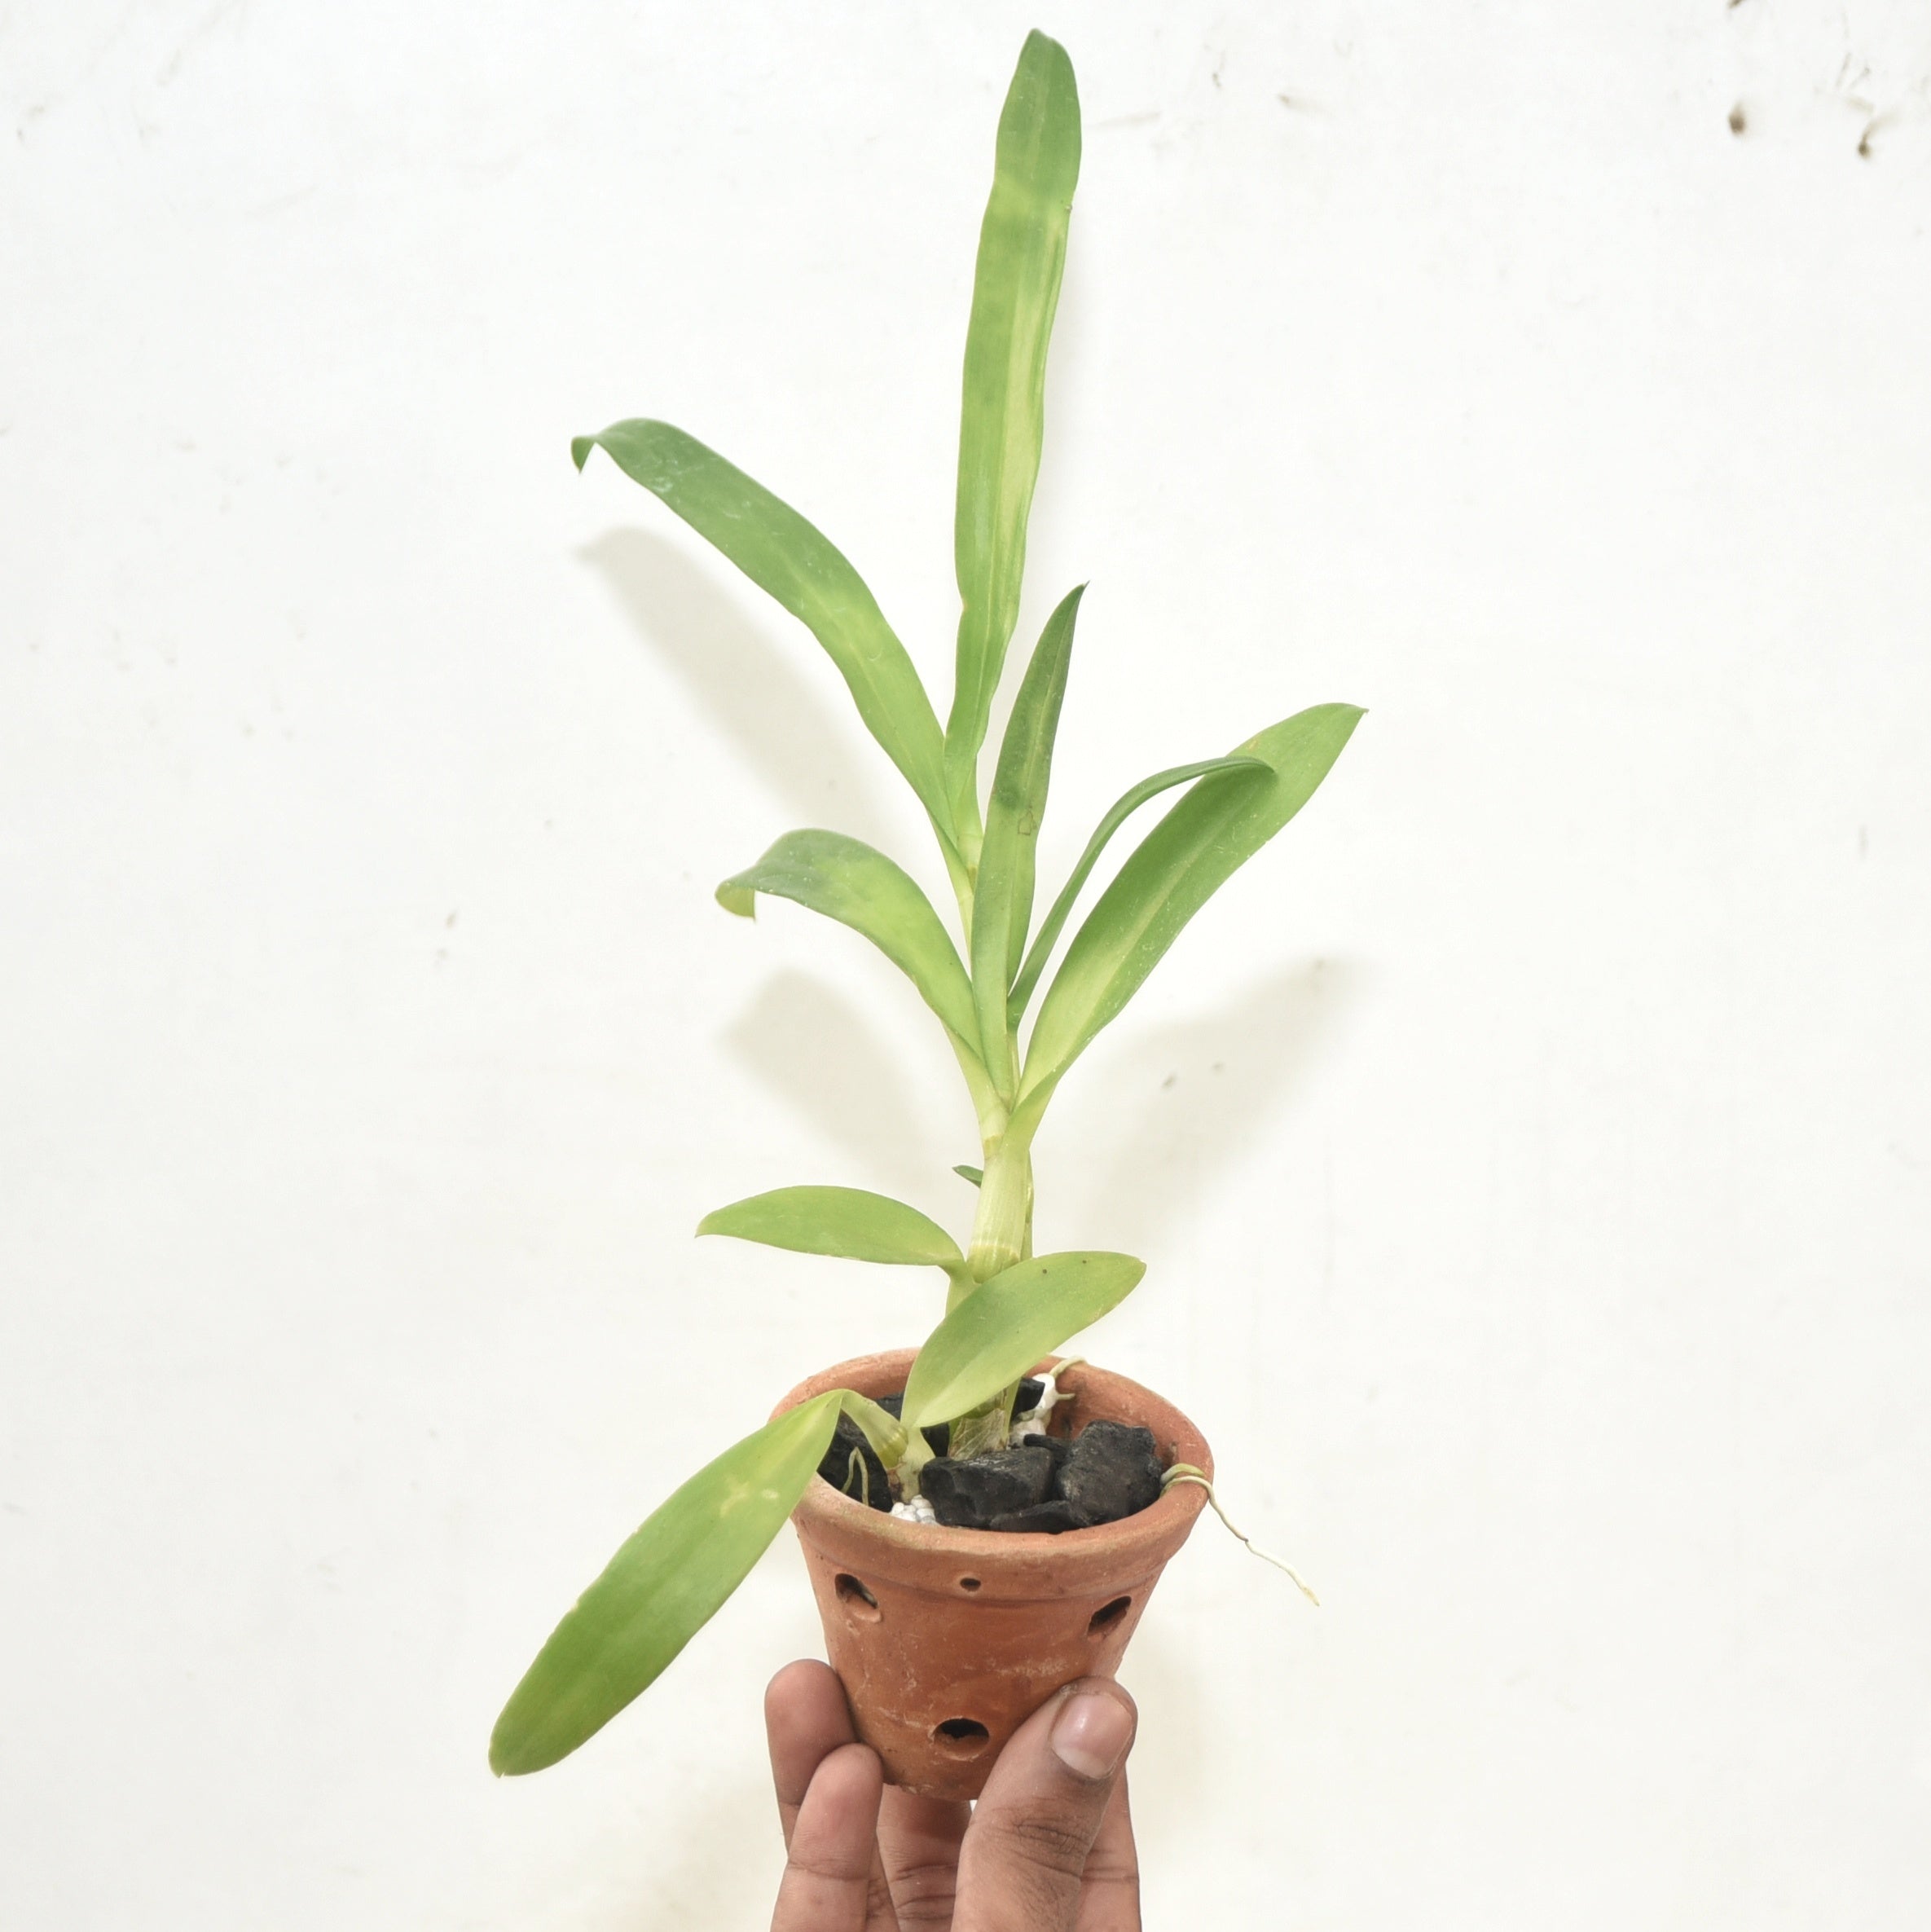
xmin=4 ymin=2 xmax=1929 ymax=1925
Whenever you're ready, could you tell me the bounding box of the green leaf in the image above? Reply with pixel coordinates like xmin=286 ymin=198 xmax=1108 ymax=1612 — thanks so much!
xmin=901 ymin=1250 xmax=1145 ymax=1428
xmin=837 ymin=1391 xmax=911 ymax=1469
xmin=945 ymin=31 xmax=1081 ymax=825
xmin=1007 ymin=754 xmax=1271 ymax=1024
xmin=970 ymin=585 xmax=1082 ymax=1098
xmin=573 ymin=420 xmax=955 ymax=852
xmin=1020 ymin=704 xmax=1364 ymax=1103
xmin=490 ymin=1392 xmax=842 ymax=1776
xmin=698 ymin=1185 xmax=965 ymax=1282
xmin=953 ymin=1164 xmax=984 ymax=1187
xmin=717 ymin=829 xmax=982 ymax=1058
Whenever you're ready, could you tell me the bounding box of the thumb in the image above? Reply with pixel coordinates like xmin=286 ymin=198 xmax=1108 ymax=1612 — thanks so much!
xmin=954 ymin=1679 xmax=1137 ymax=1931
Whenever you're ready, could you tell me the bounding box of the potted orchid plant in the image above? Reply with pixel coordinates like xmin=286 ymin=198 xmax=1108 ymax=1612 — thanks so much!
xmin=490 ymin=29 xmax=1359 ymax=1798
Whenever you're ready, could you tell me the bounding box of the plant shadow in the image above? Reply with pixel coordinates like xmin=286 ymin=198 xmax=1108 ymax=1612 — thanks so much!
xmin=578 ymin=526 xmax=895 ymax=837
xmin=1045 ymin=957 xmax=1366 ymax=1252
xmin=722 ymin=969 xmax=964 ymax=1195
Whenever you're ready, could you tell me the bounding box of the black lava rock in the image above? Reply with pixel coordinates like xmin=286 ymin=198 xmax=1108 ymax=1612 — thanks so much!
xmin=1012 ymin=1429 xmax=1072 ymax=1479
xmin=814 ymin=1390 xmax=1167 ymax=1533
xmin=989 ymin=1499 xmax=1089 ymax=1535
xmin=1054 ymin=1420 xmax=1164 ymax=1526
xmin=921 ymin=1444 xmax=1057 ymax=1529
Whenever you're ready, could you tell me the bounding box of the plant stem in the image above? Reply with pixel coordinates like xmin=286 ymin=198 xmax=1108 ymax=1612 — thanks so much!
xmin=940 ymin=1127 xmax=1036 ymax=1460
xmin=943 ymin=840 xmax=977 ymax=953
xmin=949 ymin=1036 xmax=1008 ymax=1150
xmin=966 ymin=1132 xmax=1032 ymax=1283
xmin=945 ymin=764 xmax=1038 ymax=1459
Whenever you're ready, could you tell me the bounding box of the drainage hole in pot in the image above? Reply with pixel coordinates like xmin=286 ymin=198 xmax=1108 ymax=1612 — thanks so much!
xmin=931 ymin=1718 xmax=991 ymax=1757
xmin=834 ymin=1574 xmax=881 ymax=1622
xmin=958 ymin=1577 xmax=981 ymax=1592
xmin=1089 ymin=1595 xmax=1132 ymax=1636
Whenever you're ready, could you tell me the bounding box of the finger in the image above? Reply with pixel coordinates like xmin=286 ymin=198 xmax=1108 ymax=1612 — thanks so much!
xmin=768 ymin=1661 xmax=860 ymax=1849
xmin=1075 ymin=1775 xmax=1141 ymax=1932
xmin=766 ymin=1658 xmax=966 ymax=1924
xmin=767 ymin=1661 xmax=903 ymax=1924
xmin=877 ymin=1784 xmax=969 ymax=1926
xmin=771 ymin=1741 xmax=897 ymax=1932
xmin=953 ymin=1679 xmax=1137 ymax=1932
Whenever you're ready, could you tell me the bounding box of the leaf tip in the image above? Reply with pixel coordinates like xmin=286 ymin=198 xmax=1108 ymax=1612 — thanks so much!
xmin=1326 ymin=702 xmax=1368 ymax=749
xmin=570 ymin=434 xmax=598 ymax=473
xmin=488 ymin=1718 xmax=536 ymax=1778
xmin=1020 ymin=25 xmax=1073 ymax=72
xmin=715 ymin=882 xmax=756 ymax=918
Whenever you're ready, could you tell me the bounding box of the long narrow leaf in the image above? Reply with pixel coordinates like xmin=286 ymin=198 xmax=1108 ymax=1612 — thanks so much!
xmin=944 ymin=32 xmax=1081 ymax=825
xmin=718 ymin=829 xmax=981 ymax=1058
xmin=1020 ymin=705 xmax=1364 ymax=1102
xmin=970 ymin=585 xmax=1082 ymax=1097
xmin=901 ymin=1251 xmax=1145 ymax=1428
xmin=1007 ymin=755 xmax=1272 ymax=1022
xmin=490 ymin=1392 xmax=843 ymax=1775
xmin=698 ymin=1186 xmax=966 ymax=1283
xmin=574 ymin=421 xmax=955 ymax=852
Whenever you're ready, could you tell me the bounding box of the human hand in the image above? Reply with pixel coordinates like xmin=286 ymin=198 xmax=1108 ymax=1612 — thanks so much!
xmin=765 ymin=1659 xmax=1141 ymax=1930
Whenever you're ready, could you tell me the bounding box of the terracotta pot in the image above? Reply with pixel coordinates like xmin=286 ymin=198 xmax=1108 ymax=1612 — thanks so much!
xmin=774 ymin=1349 xmax=1212 ymax=1801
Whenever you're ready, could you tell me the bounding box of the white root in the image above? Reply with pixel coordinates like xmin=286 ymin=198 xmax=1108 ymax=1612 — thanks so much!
xmin=1013 ymin=1357 xmax=1084 ymax=1439
xmin=843 ymin=1446 xmax=871 ymax=1511
xmin=1162 ymin=1464 xmax=1321 ymax=1608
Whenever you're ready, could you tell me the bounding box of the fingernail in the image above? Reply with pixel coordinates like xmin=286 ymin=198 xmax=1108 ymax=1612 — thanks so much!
xmin=1049 ymin=1689 xmax=1133 ymax=1780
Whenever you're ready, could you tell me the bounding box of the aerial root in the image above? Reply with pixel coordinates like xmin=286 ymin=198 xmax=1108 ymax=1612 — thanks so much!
xmin=1161 ymin=1463 xmax=1320 ymax=1608
xmin=843 ymin=1446 xmax=871 ymax=1511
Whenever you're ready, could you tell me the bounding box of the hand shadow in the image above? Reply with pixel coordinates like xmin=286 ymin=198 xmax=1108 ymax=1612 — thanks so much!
xmin=1046 ymin=957 xmax=1365 ymax=1251
xmin=570 ymin=1763 xmax=778 ymax=1930
xmin=578 ymin=526 xmax=896 ymax=838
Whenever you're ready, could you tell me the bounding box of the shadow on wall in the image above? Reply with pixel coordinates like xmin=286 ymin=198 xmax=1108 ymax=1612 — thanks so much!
xmin=1050 ymin=957 xmax=1366 ymax=1252
xmin=719 ymin=958 xmax=1363 ymax=1233
xmin=577 ymin=526 xmax=898 ymax=838
xmin=724 ymin=968 xmax=965 ymax=1193
xmin=575 ymin=518 xmax=1362 ymax=1235
xmin=569 ymin=1766 xmax=778 ymax=1932
xmin=1109 ymin=1612 xmax=1211 ymax=1842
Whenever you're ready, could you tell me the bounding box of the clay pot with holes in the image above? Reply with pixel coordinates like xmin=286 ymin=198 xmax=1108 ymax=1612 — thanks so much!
xmin=774 ymin=1348 xmax=1212 ymax=1802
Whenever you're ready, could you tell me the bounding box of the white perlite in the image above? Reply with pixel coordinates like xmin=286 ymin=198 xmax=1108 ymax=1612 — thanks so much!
xmin=891 ymin=1495 xmax=937 ymax=1525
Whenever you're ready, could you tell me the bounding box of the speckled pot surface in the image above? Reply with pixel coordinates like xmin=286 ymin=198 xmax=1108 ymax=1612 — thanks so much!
xmin=774 ymin=1349 xmax=1212 ymax=1801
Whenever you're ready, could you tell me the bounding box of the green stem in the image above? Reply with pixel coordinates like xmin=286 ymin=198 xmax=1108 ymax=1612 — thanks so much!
xmin=966 ymin=1132 xmax=1032 ymax=1283
xmin=936 ymin=1119 xmax=1036 ymax=1459
xmin=942 ymin=838 xmax=977 ymax=954
xmin=948 ymin=1034 xmax=1007 ymax=1151
xmin=895 ymin=1424 xmax=936 ymax=1491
